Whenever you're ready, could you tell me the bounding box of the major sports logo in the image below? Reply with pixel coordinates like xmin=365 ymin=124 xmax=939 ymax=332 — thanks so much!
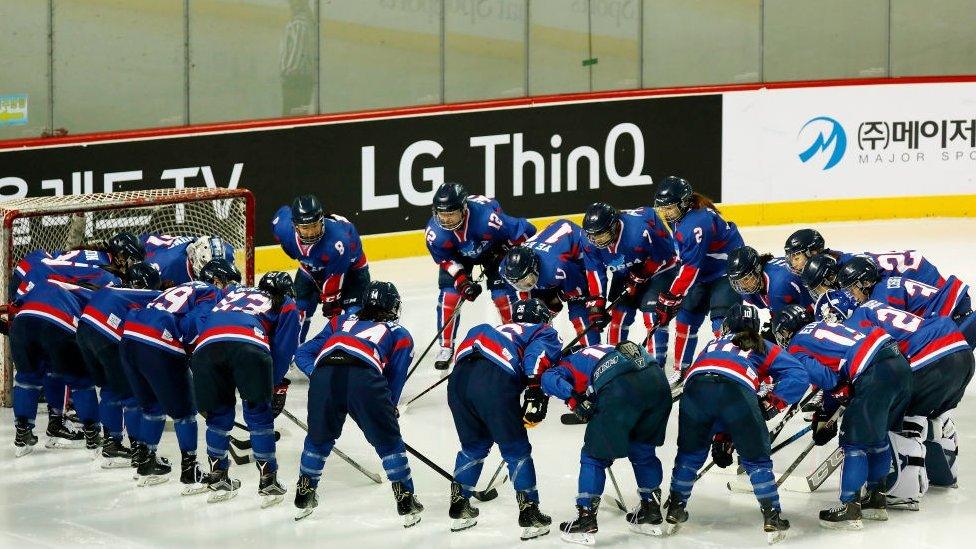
xmin=798 ymin=116 xmax=847 ymax=170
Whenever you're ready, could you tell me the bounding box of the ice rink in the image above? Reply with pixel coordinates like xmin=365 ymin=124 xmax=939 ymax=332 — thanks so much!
xmin=1 ymin=217 xmax=973 ymax=548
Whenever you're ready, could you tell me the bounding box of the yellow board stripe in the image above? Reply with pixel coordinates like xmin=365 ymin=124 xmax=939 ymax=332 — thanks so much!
xmin=254 ymin=194 xmax=976 ymax=273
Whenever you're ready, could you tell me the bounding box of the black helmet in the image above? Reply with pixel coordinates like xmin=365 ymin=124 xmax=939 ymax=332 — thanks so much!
xmin=721 ymin=303 xmax=761 ymax=336
xmin=108 ymin=231 xmax=145 ymax=265
xmin=259 ymin=271 xmax=295 ymax=308
xmin=291 ymin=194 xmax=325 ymax=245
xmin=511 ymin=298 xmax=552 ymax=324
xmin=502 ymin=247 xmax=541 ymax=292
xmin=773 ymin=304 xmax=814 ymax=347
xmin=836 ymin=256 xmax=881 ymax=294
xmin=653 ymin=176 xmax=693 ymax=223
xmin=198 ymin=258 xmax=241 ymax=287
xmin=582 ymin=202 xmax=620 ymax=248
xmin=431 ymin=183 xmax=468 ymax=230
xmin=125 ymin=261 xmax=161 ymax=291
xmin=800 ymin=253 xmax=839 ymax=294
xmin=359 ymin=281 xmax=401 ymax=322
xmin=727 ymin=246 xmax=763 ymax=294
xmin=783 ymin=229 xmax=825 ymax=274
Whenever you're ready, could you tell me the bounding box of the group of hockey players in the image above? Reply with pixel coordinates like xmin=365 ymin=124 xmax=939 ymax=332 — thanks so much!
xmin=4 ymin=175 xmax=974 ymax=545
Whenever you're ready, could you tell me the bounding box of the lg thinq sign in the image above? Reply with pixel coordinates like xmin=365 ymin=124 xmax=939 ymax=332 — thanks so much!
xmin=0 ymin=94 xmax=722 ymax=245
xmin=722 ymin=82 xmax=976 ymax=204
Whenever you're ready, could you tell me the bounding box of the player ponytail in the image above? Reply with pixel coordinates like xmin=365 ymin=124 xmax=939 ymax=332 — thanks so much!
xmin=731 ymin=330 xmax=765 ymax=354
xmin=758 ymin=253 xmax=774 ymax=267
xmin=689 ymin=192 xmax=720 ymax=214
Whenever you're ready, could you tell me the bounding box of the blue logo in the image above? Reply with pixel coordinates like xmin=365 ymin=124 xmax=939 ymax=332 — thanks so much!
xmin=798 ymin=116 xmax=847 ymax=170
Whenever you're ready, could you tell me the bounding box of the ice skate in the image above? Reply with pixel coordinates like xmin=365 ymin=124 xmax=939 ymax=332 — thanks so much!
xmin=819 ymin=501 xmax=863 ymax=530
xmin=180 ymin=452 xmax=210 ymax=496
xmin=83 ymin=424 xmax=102 ymax=455
xmin=45 ymin=413 xmax=84 ymax=449
xmin=434 ymin=347 xmax=453 ymax=371
xmin=449 ymin=481 xmax=478 ymax=532
xmin=130 ymin=442 xmax=147 ymax=477
xmin=663 ymin=492 xmax=688 ymax=535
xmin=257 ymin=460 xmax=287 ymax=509
xmin=294 ymin=475 xmax=318 ymax=521
xmin=627 ymin=489 xmax=664 ymax=536
xmin=517 ymin=491 xmax=551 ymax=540
xmin=860 ymin=488 xmax=889 ymax=521
xmin=136 ymin=450 xmax=172 ymax=487
xmin=207 ymin=458 xmax=241 ymax=503
xmin=392 ymin=480 xmax=423 ymax=528
xmin=99 ymin=437 xmax=133 ymax=469
xmin=14 ymin=422 xmax=38 ymax=458
xmin=760 ymin=500 xmax=790 ymax=544
xmin=559 ymin=502 xmax=597 ymax=545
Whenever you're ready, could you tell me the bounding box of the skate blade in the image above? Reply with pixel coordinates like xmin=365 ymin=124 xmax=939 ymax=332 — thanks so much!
xmin=402 ymin=513 xmax=422 ymax=528
xmin=861 ymin=509 xmax=888 ymax=521
xmin=207 ymin=490 xmax=239 ymax=504
xmin=559 ymin=532 xmax=595 ymax=545
xmin=100 ymin=457 xmax=132 ymax=469
xmin=294 ymin=508 xmax=314 ymax=521
xmin=136 ymin=475 xmax=170 ymax=487
xmin=819 ymin=519 xmax=863 ymax=531
xmin=450 ymin=518 xmax=477 ymax=532
xmin=261 ymin=494 xmax=285 ymax=509
xmin=180 ymin=483 xmax=210 ymax=496
xmin=630 ymin=522 xmax=664 ymax=537
xmin=45 ymin=437 xmax=84 ymax=450
xmin=664 ymin=521 xmax=682 ymax=536
xmin=520 ymin=525 xmax=550 ymax=540
xmin=766 ymin=530 xmax=787 ymax=545
xmin=14 ymin=445 xmax=35 ymax=458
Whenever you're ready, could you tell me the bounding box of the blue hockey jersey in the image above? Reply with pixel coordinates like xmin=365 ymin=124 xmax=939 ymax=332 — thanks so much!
xmin=425 ymin=195 xmax=536 ymax=278
xmin=455 ymin=321 xmax=563 ymax=381
xmin=869 ymin=275 xmax=969 ymax=319
xmin=668 ymin=208 xmax=744 ymax=297
xmin=122 ymin=281 xmax=222 ymax=355
xmin=80 ymin=286 xmax=162 ymax=341
xmin=272 ymin=207 xmax=368 ymax=292
xmin=739 ymin=257 xmax=813 ymax=316
xmin=586 ymin=207 xmax=677 ymax=297
xmin=143 ymin=233 xmax=235 ymax=285
xmin=294 ymin=313 xmax=415 ymax=404
xmin=839 ymin=250 xmax=946 ymax=288
xmin=196 ymin=287 xmax=301 ymax=383
xmin=686 ymin=336 xmax=808 ymax=403
xmin=501 ymin=219 xmax=605 ymax=300
xmin=787 ymin=320 xmax=893 ymax=391
xmin=12 ymin=250 xmax=120 ymax=299
xmin=13 ymin=279 xmax=94 ymax=334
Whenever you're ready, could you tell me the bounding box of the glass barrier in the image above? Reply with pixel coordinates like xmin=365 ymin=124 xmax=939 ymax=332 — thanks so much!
xmin=891 ymin=0 xmax=976 ymax=76
xmin=0 ymin=0 xmax=49 ymax=139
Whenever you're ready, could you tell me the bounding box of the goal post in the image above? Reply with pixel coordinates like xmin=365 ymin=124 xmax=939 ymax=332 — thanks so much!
xmin=0 ymin=188 xmax=255 ymax=406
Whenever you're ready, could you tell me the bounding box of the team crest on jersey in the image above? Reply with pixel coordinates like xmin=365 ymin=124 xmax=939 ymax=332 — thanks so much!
xmin=253 ymin=327 xmax=265 ymax=338
xmin=161 ymin=329 xmax=173 ymax=341
xmin=108 ymin=313 xmax=121 ymax=329
xmin=887 ymin=277 xmax=902 ymax=289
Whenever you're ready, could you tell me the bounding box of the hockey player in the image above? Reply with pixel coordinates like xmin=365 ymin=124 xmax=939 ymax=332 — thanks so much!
xmin=77 ymin=262 xmax=162 ymax=468
xmin=293 ymin=281 xmax=421 ymax=525
xmin=272 ymin=194 xmax=370 ymax=343
xmin=799 ymin=253 xmax=842 ymax=299
xmin=192 ymin=269 xmax=299 ymax=506
xmin=446 ymin=298 xmax=561 ymax=540
xmin=425 ymin=183 xmax=536 ymax=369
xmin=500 ymin=220 xmax=606 ymax=347
xmin=581 ymin=202 xmax=677 ymax=365
xmin=727 ymin=246 xmax=813 ymax=317
xmin=665 ymin=304 xmax=807 ymax=544
xmin=546 ymin=340 xmax=672 ymax=544
xmin=143 ymin=233 xmax=235 ymax=286
xmin=774 ymin=304 xmax=912 ymax=529
xmin=652 ymin=176 xmax=744 ymax=375
xmin=120 ymin=274 xmax=225 ymax=489
xmin=836 ymin=256 xmax=975 ymax=346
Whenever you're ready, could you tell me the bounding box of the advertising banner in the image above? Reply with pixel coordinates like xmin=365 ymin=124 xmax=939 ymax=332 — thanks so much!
xmin=1 ymin=93 xmax=722 ymax=246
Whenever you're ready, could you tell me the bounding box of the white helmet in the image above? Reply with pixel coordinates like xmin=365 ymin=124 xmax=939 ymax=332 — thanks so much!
xmin=187 ymin=236 xmax=227 ymax=278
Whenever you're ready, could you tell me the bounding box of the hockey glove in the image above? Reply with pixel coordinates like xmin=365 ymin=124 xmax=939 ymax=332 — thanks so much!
xmin=711 ymin=432 xmax=734 ymax=468
xmin=271 ymin=378 xmax=291 ymax=418
xmin=321 ymin=292 xmax=343 ymax=318
xmin=830 ymin=383 xmax=853 ymax=406
xmin=623 ymin=270 xmax=649 ymax=299
xmin=760 ymin=321 xmax=776 ymax=344
xmin=585 ymin=296 xmax=611 ymax=329
xmin=655 ymin=290 xmax=682 ymax=327
xmin=570 ymin=391 xmax=597 ymax=423
xmin=811 ymin=407 xmax=839 ymax=446
xmin=521 ymin=385 xmax=549 ymax=428
xmin=454 ymin=272 xmax=483 ymax=302
xmin=759 ymin=392 xmax=787 ymax=421
xmin=542 ymin=292 xmax=564 ymax=315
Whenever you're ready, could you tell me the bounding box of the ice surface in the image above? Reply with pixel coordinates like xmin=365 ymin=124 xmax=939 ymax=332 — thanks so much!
xmin=1 ymin=218 xmax=973 ymax=548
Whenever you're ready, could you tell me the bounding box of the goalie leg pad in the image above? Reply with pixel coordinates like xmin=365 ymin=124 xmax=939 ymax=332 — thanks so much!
xmin=926 ymin=413 xmax=959 ymax=487
xmin=886 ymin=429 xmax=927 ymax=507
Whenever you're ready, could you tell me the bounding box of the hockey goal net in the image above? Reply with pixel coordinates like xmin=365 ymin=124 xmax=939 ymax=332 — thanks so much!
xmin=0 ymin=188 xmax=255 ymax=406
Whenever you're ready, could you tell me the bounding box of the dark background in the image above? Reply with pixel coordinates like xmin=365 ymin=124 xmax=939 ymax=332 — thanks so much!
xmin=0 ymin=94 xmax=722 ymax=246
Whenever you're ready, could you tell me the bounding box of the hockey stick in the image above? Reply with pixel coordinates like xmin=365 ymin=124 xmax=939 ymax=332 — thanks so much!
xmin=280 ymin=408 xmax=383 ymax=484
xmin=400 ymin=374 xmax=450 ymax=410
xmin=806 ymin=446 xmax=845 ymax=492
xmin=229 ymin=421 xmax=282 ymax=451
xmin=774 ymin=406 xmax=844 ymax=488
xmin=227 ymin=441 xmax=251 ymax=465
xmin=403 ymin=441 xmax=500 ymax=502
xmin=731 ymin=389 xmax=820 ymax=475
xmin=482 ymin=461 xmax=508 ymax=495
xmin=403 ymin=271 xmax=487 ymax=384
xmin=607 ymin=468 xmax=628 ymax=512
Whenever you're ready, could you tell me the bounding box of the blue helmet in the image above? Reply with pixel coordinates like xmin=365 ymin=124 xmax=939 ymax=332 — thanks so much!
xmin=800 ymin=253 xmax=839 ymax=294
xmin=773 ymin=304 xmax=814 ymax=347
xmin=653 ymin=176 xmax=693 ymax=223
xmin=817 ymin=290 xmax=859 ymax=323
xmin=582 ymin=202 xmax=620 ymax=248
xmin=502 ymin=247 xmax=541 ymax=292
xmin=125 ymin=261 xmax=161 ymax=290
xmin=108 ymin=231 xmax=145 ymax=265
xmin=721 ymin=303 xmax=761 ymax=336
xmin=198 ymin=258 xmax=241 ymax=287
xmin=359 ymin=281 xmax=401 ymax=322
xmin=291 ymin=194 xmax=325 ymax=245
xmin=511 ymin=298 xmax=552 ymax=324
xmin=259 ymin=270 xmax=295 ymax=308
xmin=431 ymin=183 xmax=468 ymax=230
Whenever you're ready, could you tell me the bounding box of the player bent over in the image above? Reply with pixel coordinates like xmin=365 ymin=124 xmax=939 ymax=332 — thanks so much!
xmin=447 ymin=298 xmax=562 ymax=540
xmin=77 ymin=262 xmax=162 ymax=468
xmin=192 ymin=267 xmax=299 ymax=505
xmin=543 ymin=341 xmax=672 ymax=544
xmin=425 ymin=182 xmax=535 ymax=368
xmin=667 ymin=304 xmax=808 ymax=544
xmin=120 ymin=275 xmax=225 ymax=489
xmin=775 ymin=305 xmax=912 ymax=530
xmin=293 ymin=281 xmax=421 ymax=525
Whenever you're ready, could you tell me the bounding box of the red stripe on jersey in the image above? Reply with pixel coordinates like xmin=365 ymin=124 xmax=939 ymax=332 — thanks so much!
xmin=910 ymin=332 xmax=967 ymax=367
xmin=198 ymin=326 xmax=269 ymax=347
xmin=81 ymin=307 xmax=122 ymax=338
xmin=352 ymin=254 xmax=368 ymax=270
xmin=789 ymin=344 xmax=841 ymax=370
xmin=669 ymin=264 xmax=699 ymax=297
xmin=757 ymin=345 xmax=781 ymax=379
xmin=17 ymin=302 xmax=78 ymax=331
xmin=122 ymin=321 xmax=185 ymax=353
xmin=848 ymin=329 xmax=889 ymax=380
xmin=394 ymin=336 xmax=412 ymax=351
xmin=281 ymin=302 xmax=297 ymax=315
xmin=940 ymin=278 xmax=965 ymax=316
xmin=887 ymin=296 xmax=906 ymax=307
xmin=686 ymin=358 xmax=758 ymax=390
